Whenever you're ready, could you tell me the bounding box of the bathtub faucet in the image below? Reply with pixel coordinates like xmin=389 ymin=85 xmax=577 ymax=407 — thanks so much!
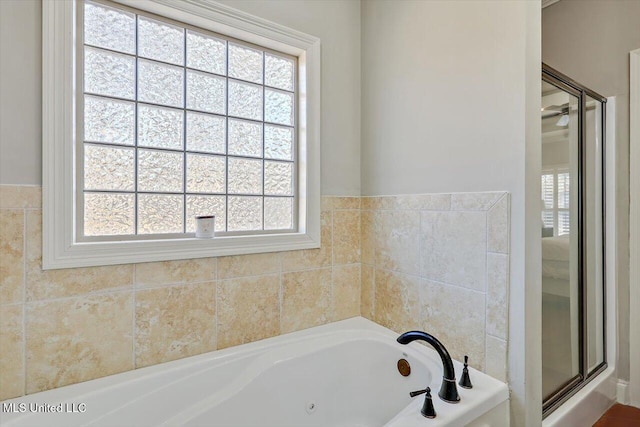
xmin=397 ymin=331 xmax=460 ymax=404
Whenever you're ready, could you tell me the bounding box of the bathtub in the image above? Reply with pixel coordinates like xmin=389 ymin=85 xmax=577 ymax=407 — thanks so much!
xmin=0 ymin=317 xmax=508 ymax=426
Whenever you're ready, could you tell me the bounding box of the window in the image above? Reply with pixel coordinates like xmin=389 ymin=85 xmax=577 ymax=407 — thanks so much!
xmin=43 ymin=0 xmax=321 ymax=268
xmin=81 ymin=1 xmax=297 ymax=239
xmin=541 ymin=168 xmax=570 ymax=236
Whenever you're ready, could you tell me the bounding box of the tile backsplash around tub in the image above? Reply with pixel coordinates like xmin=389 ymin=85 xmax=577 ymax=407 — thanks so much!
xmin=360 ymin=192 xmax=510 ymax=382
xmin=0 ymin=185 xmax=361 ymax=400
xmin=0 ymin=185 xmax=509 ymax=400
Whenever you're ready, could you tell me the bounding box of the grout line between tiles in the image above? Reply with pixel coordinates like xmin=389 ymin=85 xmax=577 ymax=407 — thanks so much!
xmin=132 ymin=288 xmax=136 ymax=369
xmin=418 ymin=210 xmax=424 ymax=303
xmin=278 ymin=256 xmax=283 ymax=335
xmin=486 ymin=192 xmax=508 ymax=211
xmin=22 ymin=207 xmax=28 ymax=396
xmin=486 ymin=333 xmax=508 ymax=342
xmin=371 ymin=265 xmax=376 ymax=320
xmin=213 ymin=256 xmax=219 ymax=351
xmin=330 ymin=208 xmax=336 ymax=321
xmin=132 ymin=263 xmax=138 ymax=286
xmin=330 ymin=258 xmax=335 ymax=322
xmin=485 ymin=209 xmax=490 ymax=347
xmin=24 ymin=285 xmax=136 ymax=305
xmin=214 ymin=276 xmax=219 ymax=351
xmin=368 ymin=265 xmax=488 ymax=297
xmin=358 ymin=207 xmax=363 ymax=318
xmin=487 ymin=250 xmax=510 ymax=256
xmin=134 ymin=278 xmax=217 ymax=291
xmin=21 ymin=301 xmax=27 ymax=396
xmin=218 ymin=270 xmax=285 ymax=283
xmin=282 ymin=261 xmax=360 ymax=275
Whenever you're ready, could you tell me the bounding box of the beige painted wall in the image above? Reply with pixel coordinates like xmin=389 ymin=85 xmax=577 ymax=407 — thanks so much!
xmin=0 ymin=0 xmax=362 ymax=196
xmin=543 ymin=0 xmax=640 ymax=382
xmin=360 ymin=1 xmax=541 ymax=425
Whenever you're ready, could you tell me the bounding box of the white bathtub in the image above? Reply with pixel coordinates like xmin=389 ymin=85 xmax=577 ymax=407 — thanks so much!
xmin=0 ymin=317 xmax=508 ymax=426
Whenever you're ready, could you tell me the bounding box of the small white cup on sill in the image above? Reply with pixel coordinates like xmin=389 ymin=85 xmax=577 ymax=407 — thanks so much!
xmin=195 ymin=215 xmax=215 ymax=238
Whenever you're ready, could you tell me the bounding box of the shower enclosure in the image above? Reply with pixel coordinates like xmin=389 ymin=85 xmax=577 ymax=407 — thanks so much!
xmin=541 ymin=64 xmax=607 ymax=416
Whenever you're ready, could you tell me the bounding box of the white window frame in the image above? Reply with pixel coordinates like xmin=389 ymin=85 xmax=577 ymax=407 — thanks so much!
xmin=43 ymin=0 xmax=321 ymax=269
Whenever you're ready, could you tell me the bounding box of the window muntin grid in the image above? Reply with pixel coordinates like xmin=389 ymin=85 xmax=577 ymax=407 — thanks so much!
xmin=79 ymin=0 xmax=297 ymax=239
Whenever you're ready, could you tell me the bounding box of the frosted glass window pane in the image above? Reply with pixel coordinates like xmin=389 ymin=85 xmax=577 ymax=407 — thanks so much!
xmin=228 ymin=157 xmax=262 ymax=195
xmin=138 ymin=16 xmax=184 ymax=65
xmin=137 ymin=150 xmax=183 ymax=193
xmin=138 ymin=104 xmax=183 ymax=150
xmin=264 ymin=161 xmax=293 ymax=196
xmin=228 ymin=44 xmax=263 ymax=84
xmin=84 ymin=47 xmax=135 ymax=99
xmin=264 ymin=125 xmax=293 ymax=160
xmin=264 ymin=197 xmax=293 ymax=230
xmin=186 ymin=154 xmax=226 ymax=193
xmin=84 ymin=193 xmax=135 ymax=236
xmin=265 ymin=53 xmax=294 ymax=91
xmin=138 ymin=59 xmax=184 ymax=108
xmin=186 ymin=70 xmax=226 ymax=114
xmin=81 ymin=4 xmax=300 ymax=238
xmin=84 ymin=144 xmax=135 ymax=191
xmin=84 ymin=95 xmax=135 ymax=145
xmin=228 ymin=196 xmax=262 ymax=231
xmin=228 ymin=80 xmax=262 ymax=121
xmin=265 ymin=89 xmax=294 ymax=125
xmin=186 ymin=112 xmax=226 ymax=154
xmin=186 ymin=195 xmax=226 ymax=232
xmin=138 ymin=194 xmax=183 ymax=234
xmin=228 ymin=119 xmax=262 ymax=158
xmin=186 ymin=31 xmax=226 ymax=75
xmin=84 ymin=2 xmax=135 ymax=54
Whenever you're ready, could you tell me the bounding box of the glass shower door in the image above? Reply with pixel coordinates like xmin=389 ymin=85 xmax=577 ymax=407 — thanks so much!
xmin=541 ymin=64 xmax=607 ymax=416
xmin=541 ymin=78 xmax=581 ymax=402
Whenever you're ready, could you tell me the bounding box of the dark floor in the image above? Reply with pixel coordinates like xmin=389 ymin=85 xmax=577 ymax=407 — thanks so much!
xmin=593 ymin=404 xmax=640 ymax=427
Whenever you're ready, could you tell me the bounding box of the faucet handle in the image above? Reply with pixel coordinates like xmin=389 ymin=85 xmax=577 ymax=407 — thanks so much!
xmin=459 ymin=355 xmax=473 ymax=389
xmin=409 ymin=388 xmax=428 ymax=398
xmin=409 ymin=387 xmax=437 ymax=418
xmin=421 ymin=387 xmax=437 ymax=419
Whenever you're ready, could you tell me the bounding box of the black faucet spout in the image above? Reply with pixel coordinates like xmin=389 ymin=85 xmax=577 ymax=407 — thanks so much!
xmin=397 ymin=331 xmax=460 ymax=403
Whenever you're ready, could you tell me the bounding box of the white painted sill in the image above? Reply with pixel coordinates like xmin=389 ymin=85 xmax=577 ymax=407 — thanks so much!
xmin=43 ymin=232 xmax=320 ymax=269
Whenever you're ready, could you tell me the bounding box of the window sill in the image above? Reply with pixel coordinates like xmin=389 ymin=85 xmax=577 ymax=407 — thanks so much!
xmin=43 ymin=231 xmax=320 ymax=269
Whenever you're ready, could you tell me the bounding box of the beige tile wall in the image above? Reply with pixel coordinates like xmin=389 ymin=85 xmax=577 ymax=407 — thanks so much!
xmin=0 ymin=186 xmax=509 ymax=400
xmin=0 ymin=185 xmax=361 ymax=400
xmin=361 ymin=192 xmax=510 ymax=382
